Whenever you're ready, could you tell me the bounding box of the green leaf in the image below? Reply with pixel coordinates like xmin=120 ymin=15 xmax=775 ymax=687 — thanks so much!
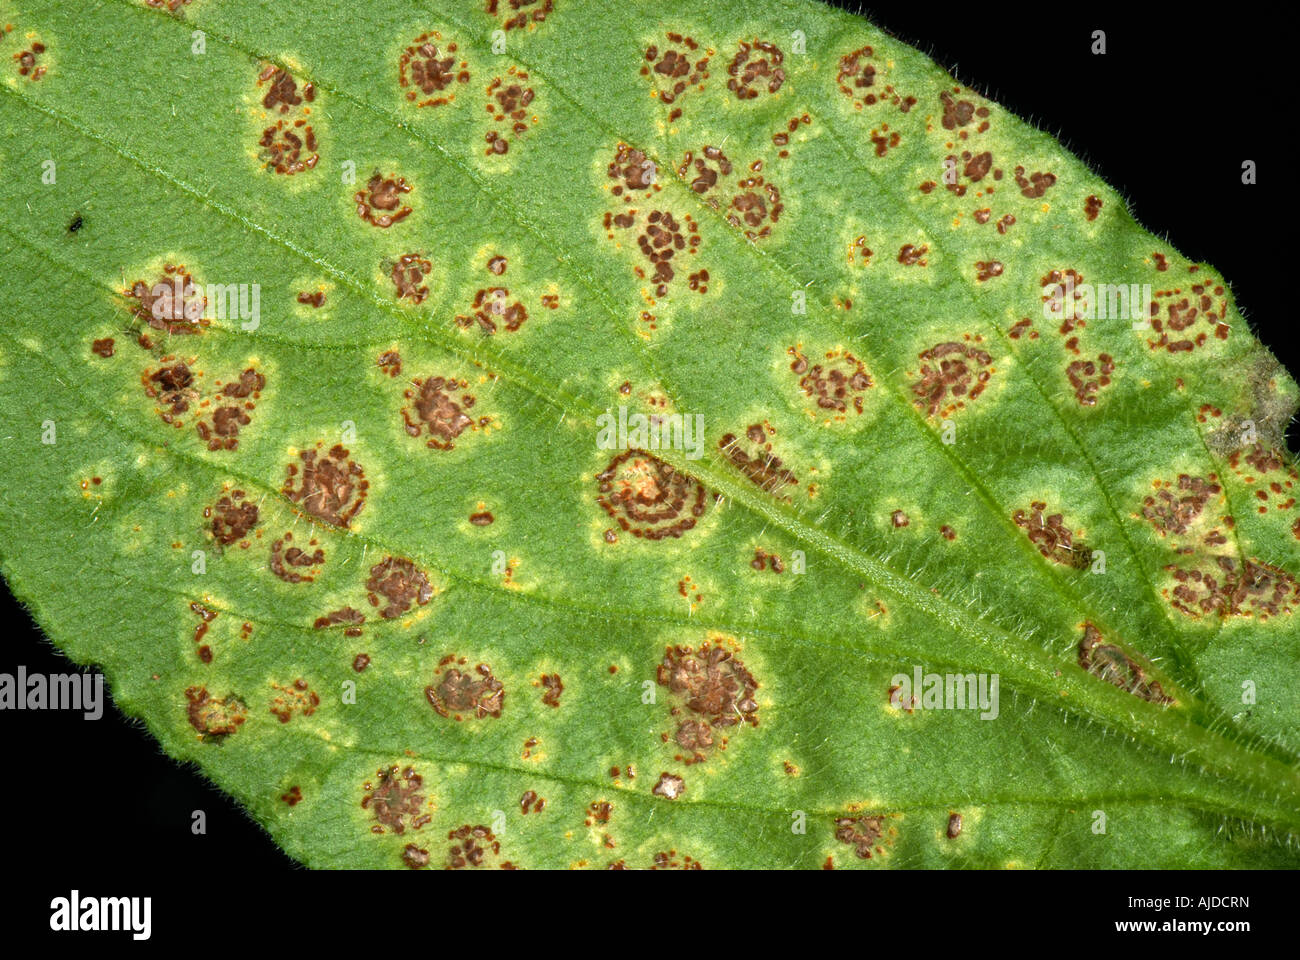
xmin=1 ymin=0 xmax=1296 ymax=870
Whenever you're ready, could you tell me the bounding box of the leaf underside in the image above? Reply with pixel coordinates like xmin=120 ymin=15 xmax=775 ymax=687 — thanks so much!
xmin=1 ymin=0 xmax=1297 ymax=869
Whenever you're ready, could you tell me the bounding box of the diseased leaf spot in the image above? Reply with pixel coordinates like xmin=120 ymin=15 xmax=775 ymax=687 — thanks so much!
xmin=1165 ymin=557 xmax=1299 ymax=621
xmin=124 ymin=264 xmax=205 ymax=335
xmin=940 ymin=91 xmax=978 ymax=130
xmin=446 ymin=824 xmax=516 ymax=869
xmin=677 ymin=145 xmax=785 ymax=240
xmin=1012 ymin=502 xmax=1092 ymax=569
xmin=1146 ymin=276 xmax=1231 ymax=353
xmin=585 ymin=800 xmax=612 ymax=825
xmin=365 ymin=557 xmax=433 ymax=619
xmin=401 ymin=844 xmax=430 ymax=869
xmin=657 ymin=642 xmax=759 ymax=764
xmin=897 ymin=244 xmax=928 ymax=267
xmin=457 ymin=286 xmax=528 ymax=334
xmin=1078 ymin=624 xmax=1172 ymax=704
xmin=485 ymin=0 xmax=553 ymax=32
xmin=1229 ymin=446 xmax=1298 ymax=516
xmin=1067 ymin=354 xmax=1114 ymax=406
xmin=390 ymin=253 xmax=432 ymax=304
xmin=1084 ymin=195 xmax=1103 ymax=221
xmin=425 ymin=656 xmax=504 ymax=720
xmin=314 ymin=607 xmax=365 ymax=637
xmin=642 ymin=33 xmax=710 ymax=122
xmin=947 ymin=813 xmax=963 ymax=838
xmin=195 ymin=368 xmax=266 ymax=452
xmin=651 ymin=850 xmax=701 ymax=869
xmin=1012 ymin=165 xmax=1055 ymax=199
xmin=750 ymin=548 xmax=784 ymax=573
xmin=269 ymin=678 xmax=320 ymax=723
xmin=269 ymin=532 xmax=324 ymax=583
xmin=726 ymin=39 xmax=785 ymax=100
xmin=361 ymin=765 xmax=430 ymax=834
xmin=144 ymin=361 xmax=198 ymax=426
xmin=869 ymin=125 xmax=901 ymax=157
xmin=255 ymin=64 xmax=319 ymax=175
xmin=402 ymin=375 xmax=484 ymax=449
xmin=297 ymin=290 xmax=326 ymax=308
xmin=91 ymin=337 xmax=115 ymax=358
xmin=189 ymin=601 xmax=218 ymax=665
xmin=719 ymin=426 xmax=799 ymax=499
xmin=596 ymin=450 xmax=713 ymax=540
xmin=352 ymin=653 xmax=371 ymax=672
xmin=1141 ymin=475 xmax=1220 ymax=537
xmin=909 ymin=340 xmax=993 ymax=418
xmin=399 ymin=33 xmax=469 ymax=108
xmin=13 ymin=39 xmax=46 ymax=81
xmin=1008 ymin=317 xmax=1037 ymax=340
xmin=834 ymin=814 xmax=895 ymax=860
xmin=651 ymin=772 xmax=685 ymax=800
xmin=185 ymin=686 xmax=247 ymax=740
xmin=282 ymin=443 xmax=368 ymax=528
xmin=208 ymin=490 xmax=258 ymax=546
xmin=891 ymin=509 xmax=910 ymax=528
xmin=354 ymin=172 xmax=412 ymax=228
xmin=484 ymin=70 xmax=536 ymax=156
xmin=376 ymin=350 xmax=402 ymax=377
xmin=974 ymin=260 xmax=1003 ymax=283
xmin=835 ymin=45 xmax=915 ymax=113
xmin=281 ymin=786 xmax=303 ymax=806
xmin=518 ymin=790 xmax=545 ymax=814
xmin=539 ymin=672 xmax=563 ymax=707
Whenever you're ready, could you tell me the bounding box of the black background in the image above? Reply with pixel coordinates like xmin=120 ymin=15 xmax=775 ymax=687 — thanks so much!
xmin=2 ymin=0 xmax=1292 ymax=919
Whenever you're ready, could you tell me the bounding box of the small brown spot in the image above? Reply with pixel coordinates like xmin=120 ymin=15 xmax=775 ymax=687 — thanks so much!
xmin=1078 ymin=624 xmax=1173 ymax=703
xmin=282 ymin=443 xmax=367 ymax=528
xmin=355 ymin=172 xmax=412 ymax=228
xmin=910 ymin=341 xmax=994 ymax=418
xmin=540 ymin=673 xmax=563 ymax=708
xmin=426 ymin=660 xmax=505 ymax=720
xmin=1012 ymin=501 xmax=1091 ymax=568
xmin=91 ymin=338 xmax=115 ymax=358
xmin=727 ymin=39 xmax=785 ymax=100
xmin=596 ymin=450 xmax=713 ymax=540
xmin=835 ymin=815 xmax=887 ymax=859
xmin=402 ymin=844 xmax=430 ymax=869
xmin=185 ymin=686 xmax=247 ymax=740
xmin=445 ymin=823 xmax=516 ymax=869
xmin=210 ymin=490 xmax=258 ymax=546
xmin=652 ymin=772 xmax=685 ymax=800
xmin=391 ymin=253 xmax=432 ymax=304
xmin=270 ymin=532 xmax=324 ymax=584
xmin=361 ymin=765 xmax=430 ymax=834
xmin=365 ymin=556 xmax=433 ymax=619
xmin=399 ymin=32 xmax=470 ymax=108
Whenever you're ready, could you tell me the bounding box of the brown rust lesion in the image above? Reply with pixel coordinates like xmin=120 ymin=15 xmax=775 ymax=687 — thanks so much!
xmin=1077 ymin=623 xmax=1173 ymax=704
